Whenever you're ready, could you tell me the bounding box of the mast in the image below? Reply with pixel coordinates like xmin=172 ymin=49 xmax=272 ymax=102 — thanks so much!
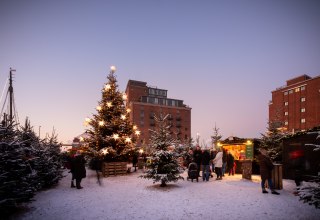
xmin=9 ymin=68 xmax=16 ymax=122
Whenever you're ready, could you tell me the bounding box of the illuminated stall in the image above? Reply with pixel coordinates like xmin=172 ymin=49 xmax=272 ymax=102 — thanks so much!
xmin=220 ymin=137 xmax=254 ymax=180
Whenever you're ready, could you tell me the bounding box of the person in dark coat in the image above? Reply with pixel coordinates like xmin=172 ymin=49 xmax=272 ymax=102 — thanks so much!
xmin=222 ymin=149 xmax=228 ymax=177
xmin=258 ymin=148 xmax=279 ymax=195
xmin=132 ymin=151 xmax=139 ymax=172
xmin=72 ymin=150 xmax=86 ymax=189
xmin=227 ymin=152 xmax=235 ymax=176
xmin=201 ymin=147 xmax=211 ymax=181
xmin=193 ymin=145 xmax=202 ymax=177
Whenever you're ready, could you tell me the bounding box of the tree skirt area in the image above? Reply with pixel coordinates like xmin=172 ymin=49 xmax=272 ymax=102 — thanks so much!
xmin=14 ymin=169 xmax=320 ymax=220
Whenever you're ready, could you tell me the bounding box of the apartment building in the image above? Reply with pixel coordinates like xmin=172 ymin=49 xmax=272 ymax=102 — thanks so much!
xmin=125 ymin=80 xmax=191 ymax=146
xmin=269 ymin=74 xmax=320 ymax=132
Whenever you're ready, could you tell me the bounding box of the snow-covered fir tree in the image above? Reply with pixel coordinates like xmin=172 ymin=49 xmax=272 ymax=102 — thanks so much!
xmin=85 ymin=66 xmax=138 ymax=162
xmin=140 ymin=114 xmax=184 ymax=187
xmin=260 ymin=120 xmax=287 ymax=162
xmin=211 ymin=123 xmax=222 ymax=149
xmin=0 ymin=118 xmax=62 ymax=216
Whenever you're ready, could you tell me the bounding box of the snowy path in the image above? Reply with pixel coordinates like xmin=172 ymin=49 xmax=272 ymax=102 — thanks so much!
xmin=14 ymin=169 xmax=320 ymax=220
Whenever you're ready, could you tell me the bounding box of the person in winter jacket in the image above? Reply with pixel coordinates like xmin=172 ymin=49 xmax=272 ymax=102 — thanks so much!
xmin=71 ymin=150 xmax=86 ymax=189
xmin=193 ymin=145 xmax=202 ymax=177
xmin=212 ymin=148 xmax=223 ymax=180
xmin=201 ymin=147 xmax=211 ymax=181
xmin=258 ymin=148 xmax=279 ymax=195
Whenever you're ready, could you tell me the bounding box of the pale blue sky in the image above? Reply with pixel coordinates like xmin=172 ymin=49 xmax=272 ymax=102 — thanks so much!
xmin=1 ymin=0 xmax=320 ymax=143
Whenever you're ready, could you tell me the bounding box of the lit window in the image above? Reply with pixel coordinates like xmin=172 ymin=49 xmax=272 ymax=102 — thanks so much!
xmin=284 ymin=121 xmax=288 ymax=125
xmin=301 ymin=97 xmax=306 ymax=102
xmin=301 ymin=118 xmax=306 ymax=123
xmin=301 ymin=108 xmax=305 ymax=113
xmin=295 ymin=88 xmax=300 ymax=92
xmin=284 ymin=91 xmax=288 ymax=95
xmin=289 ymin=90 xmax=293 ymax=94
xmin=284 ymin=102 xmax=288 ymax=106
xmin=284 ymin=112 xmax=288 ymax=116
xmin=301 ymin=86 xmax=305 ymax=91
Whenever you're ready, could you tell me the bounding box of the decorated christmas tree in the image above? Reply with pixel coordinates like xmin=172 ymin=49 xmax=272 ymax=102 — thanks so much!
xmin=140 ymin=114 xmax=184 ymax=187
xmin=85 ymin=66 xmax=139 ymax=162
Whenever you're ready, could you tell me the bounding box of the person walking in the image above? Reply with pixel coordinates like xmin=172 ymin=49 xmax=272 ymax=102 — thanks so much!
xmin=72 ymin=150 xmax=86 ymax=189
xmin=201 ymin=147 xmax=211 ymax=181
xmin=212 ymin=148 xmax=223 ymax=180
xmin=258 ymin=148 xmax=280 ymax=195
xmin=193 ymin=145 xmax=202 ymax=177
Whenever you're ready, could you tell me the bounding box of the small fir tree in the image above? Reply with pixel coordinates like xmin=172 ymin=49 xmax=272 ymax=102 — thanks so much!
xmin=260 ymin=120 xmax=287 ymax=162
xmin=85 ymin=66 xmax=138 ymax=162
xmin=211 ymin=123 xmax=222 ymax=149
xmin=140 ymin=114 xmax=184 ymax=187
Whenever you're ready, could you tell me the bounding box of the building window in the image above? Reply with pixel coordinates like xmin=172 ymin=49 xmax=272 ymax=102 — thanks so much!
xmin=301 ymin=108 xmax=305 ymax=113
xmin=284 ymin=91 xmax=288 ymax=96
xmin=140 ymin=110 xmax=144 ymax=117
xmin=295 ymin=88 xmax=300 ymax=92
xmin=301 ymin=118 xmax=306 ymax=123
xmin=289 ymin=90 xmax=293 ymax=94
xmin=284 ymin=102 xmax=288 ymax=106
xmin=301 ymin=97 xmax=306 ymax=102
xmin=301 ymin=86 xmax=305 ymax=91
xmin=284 ymin=112 xmax=288 ymax=116
xmin=284 ymin=121 xmax=288 ymax=125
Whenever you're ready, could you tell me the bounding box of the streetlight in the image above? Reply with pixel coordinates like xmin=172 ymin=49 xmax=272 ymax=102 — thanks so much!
xmin=110 ymin=65 xmax=116 ymax=73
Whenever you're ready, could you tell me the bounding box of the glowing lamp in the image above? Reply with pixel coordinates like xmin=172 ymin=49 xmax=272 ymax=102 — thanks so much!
xmin=126 ymin=108 xmax=131 ymax=113
xmin=139 ymin=149 xmax=144 ymax=154
xmin=122 ymin=94 xmax=127 ymax=100
xmin=113 ymin=134 xmax=119 ymax=140
xmin=133 ymin=125 xmax=137 ymax=130
xmin=121 ymin=114 xmax=126 ymax=120
xmin=135 ymin=130 xmax=141 ymax=136
xmin=106 ymin=102 xmax=112 ymax=107
xmin=99 ymin=121 xmax=104 ymax=126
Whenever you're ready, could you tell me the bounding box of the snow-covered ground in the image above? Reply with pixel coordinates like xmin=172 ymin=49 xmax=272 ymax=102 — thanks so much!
xmin=14 ymin=168 xmax=320 ymax=220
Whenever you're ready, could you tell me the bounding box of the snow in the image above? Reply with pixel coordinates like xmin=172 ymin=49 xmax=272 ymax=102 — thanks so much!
xmin=14 ymin=169 xmax=320 ymax=220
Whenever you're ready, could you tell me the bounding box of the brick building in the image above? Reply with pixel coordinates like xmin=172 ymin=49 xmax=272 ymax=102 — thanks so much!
xmin=269 ymin=74 xmax=320 ymax=132
xmin=125 ymin=80 xmax=191 ymax=147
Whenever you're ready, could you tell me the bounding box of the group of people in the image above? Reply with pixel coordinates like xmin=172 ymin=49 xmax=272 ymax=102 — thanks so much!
xmin=190 ymin=145 xmax=236 ymax=182
xmin=188 ymin=145 xmax=280 ymax=195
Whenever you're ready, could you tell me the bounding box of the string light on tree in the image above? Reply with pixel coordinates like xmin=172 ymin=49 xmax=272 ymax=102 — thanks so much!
xmin=113 ymin=134 xmax=119 ymax=140
xmin=106 ymin=102 xmax=112 ymax=108
xmin=126 ymin=108 xmax=131 ymax=113
xmin=110 ymin=65 xmax=117 ymax=73
xmin=122 ymin=93 xmax=127 ymax=100
xmin=104 ymin=84 xmax=111 ymax=91
xmin=96 ymin=106 xmax=102 ymax=111
xmin=135 ymin=130 xmax=141 ymax=136
xmin=99 ymin=121 xmax=104 ymax=126
xmin=125 ymin=137 xmax=132 ymax=143
xmin=121 ymin=114 xmax=126 ymax=120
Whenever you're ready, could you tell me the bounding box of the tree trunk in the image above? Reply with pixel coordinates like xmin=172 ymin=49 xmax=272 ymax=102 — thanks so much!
xmin=160 ymin=179 xmax=166 ymax=187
